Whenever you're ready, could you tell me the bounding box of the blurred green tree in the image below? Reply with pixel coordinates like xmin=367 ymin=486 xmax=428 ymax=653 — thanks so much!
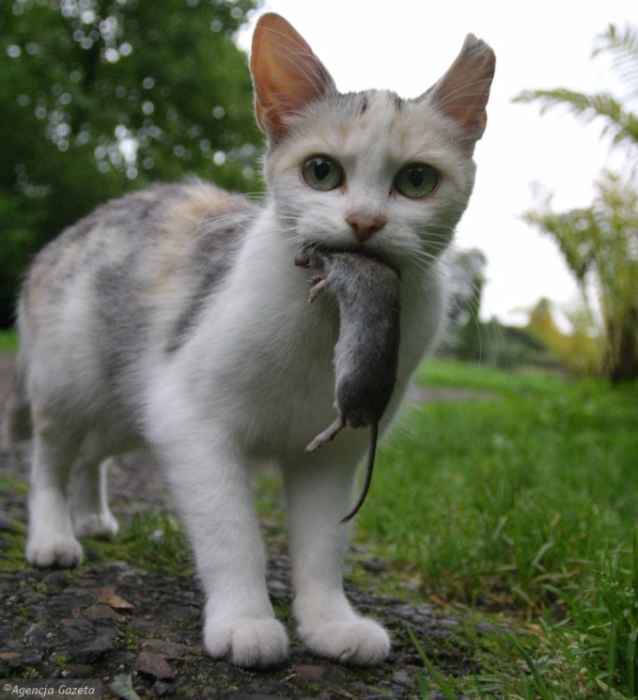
xmin=516 ymin=24 xmax=638 ymax=384
xmin=443 ymin=248 xmax=487 ymax=360
xmin=0 ymin=0 xmax=262 ymax=327
xmin=524 ymin=297 xmax=604 ymax=377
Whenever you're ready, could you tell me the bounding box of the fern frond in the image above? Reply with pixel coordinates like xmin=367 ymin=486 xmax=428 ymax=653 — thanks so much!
xmin=593 ymin=24 xmax=638 ymax=99
xmin=514 ymin=89 xmax=638 ymax=148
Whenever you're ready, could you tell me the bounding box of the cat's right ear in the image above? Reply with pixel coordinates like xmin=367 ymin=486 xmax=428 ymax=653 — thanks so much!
xmin=250 ymin=13 xmax=336 ymax=143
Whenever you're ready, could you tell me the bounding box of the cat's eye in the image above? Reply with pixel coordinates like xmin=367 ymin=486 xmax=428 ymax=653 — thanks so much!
xmin=393 ymin=163 xmax=439 ymax=199
xmin=301 ymin=156 xmax=344 ymax=191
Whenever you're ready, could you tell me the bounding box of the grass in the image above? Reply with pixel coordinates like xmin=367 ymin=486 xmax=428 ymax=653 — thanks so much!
xmin=354 ymin=360 xmax=638 ymax=698
xmin=82 ymin=510 xmax=194 ymax=576
xmin=0 ymin=497 xmax=193 ymax=576
xmin=0 ymin=329 xmax=18 ymax=353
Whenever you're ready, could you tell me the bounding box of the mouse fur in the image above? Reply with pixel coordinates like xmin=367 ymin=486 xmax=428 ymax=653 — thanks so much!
xmin=294 ymin=248 xmax=401 ymax=522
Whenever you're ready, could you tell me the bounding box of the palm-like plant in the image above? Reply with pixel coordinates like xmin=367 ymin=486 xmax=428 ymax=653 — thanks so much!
xmin=515 ymin=24 xmax=638 ymax=149
xmin=516 ymin=24 xmax=638 ymax=384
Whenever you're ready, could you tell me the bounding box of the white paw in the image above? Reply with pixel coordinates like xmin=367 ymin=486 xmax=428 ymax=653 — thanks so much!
xmin=301 ymin=618 xmax=390 ymax=666
xmin=73 ymin=512 xmax=120 ymax=538
xmin=26 ymin=534 xmax=83 ymax=568
xmin=204 ymin=616 xmax=289 ymax=668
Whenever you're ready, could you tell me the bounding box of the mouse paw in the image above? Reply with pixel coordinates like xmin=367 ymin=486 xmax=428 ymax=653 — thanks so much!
xmin=306 ymin=416 xmax=344 ymax=451
xmin=309 ymin=276 xmax=329 ymax=302
xmin=294 ymin=252 xmax=311 ymax=268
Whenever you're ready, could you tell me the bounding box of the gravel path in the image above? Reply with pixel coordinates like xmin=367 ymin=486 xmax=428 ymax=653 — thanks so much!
xmin=0 ymin=353 xmax=495 ymax=699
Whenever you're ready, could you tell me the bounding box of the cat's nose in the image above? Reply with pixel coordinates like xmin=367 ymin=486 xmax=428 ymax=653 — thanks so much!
xmin=346 ymin=212 xmax=387 ymax=244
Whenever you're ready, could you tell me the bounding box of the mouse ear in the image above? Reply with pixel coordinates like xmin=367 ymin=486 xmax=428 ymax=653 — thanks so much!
xmin=250 ymin=13 xmax=337 ymax=143
xmin=423 ymin=34 xmax=495 ymax=154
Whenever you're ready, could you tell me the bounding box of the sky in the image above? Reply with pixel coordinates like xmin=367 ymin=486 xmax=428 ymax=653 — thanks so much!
xmin=240 ymin=0 xmax=636 ymax=325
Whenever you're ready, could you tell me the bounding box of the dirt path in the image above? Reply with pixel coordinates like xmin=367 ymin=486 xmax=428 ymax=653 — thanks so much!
xmin=0 ymin=353 xmax=499 ymax=699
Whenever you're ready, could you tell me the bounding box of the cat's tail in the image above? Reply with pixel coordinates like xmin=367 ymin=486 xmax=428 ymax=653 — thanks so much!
xmin=1 ymin=353 xmax=32 ymax=447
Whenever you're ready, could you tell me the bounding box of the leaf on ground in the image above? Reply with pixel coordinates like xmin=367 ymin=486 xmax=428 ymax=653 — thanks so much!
xmin=430 ymin=593 xmax=454 ymax=610
xmin=95 ymin=586 xmax=134 ymax=610
xmin=109 ymin=673 xmax=141 ymax=700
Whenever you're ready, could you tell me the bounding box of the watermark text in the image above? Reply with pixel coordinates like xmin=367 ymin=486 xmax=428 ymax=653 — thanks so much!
xmin=1 ymin=680 xmax=101 ymax=699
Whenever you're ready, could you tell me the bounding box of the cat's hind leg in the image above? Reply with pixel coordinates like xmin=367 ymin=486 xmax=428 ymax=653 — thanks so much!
xmin=26 ymin=420 xmax=84 ymax=568
xmin=283 ymin=447 xmax=390 ymax=666
xmin=70 ymin=456 xmax=119 ymax=538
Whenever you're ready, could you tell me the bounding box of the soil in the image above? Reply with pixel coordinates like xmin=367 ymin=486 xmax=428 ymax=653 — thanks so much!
xmin=0 ymin=353 xmax=498 ymax=699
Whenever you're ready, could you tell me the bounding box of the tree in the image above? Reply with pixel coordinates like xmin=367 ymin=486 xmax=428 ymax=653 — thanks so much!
xmin=524 ymin=297 xmax=604 ymax=377
xmin=443 ymin=248 xmax=487 ymax=360
xmin=0 ymin=0 xmax=262 ymax=328
xmin=516 ymin=24 xmax=638 ymax=384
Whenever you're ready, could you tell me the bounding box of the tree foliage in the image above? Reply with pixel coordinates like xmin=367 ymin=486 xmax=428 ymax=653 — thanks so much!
xmin=524 ymin=297 xmax=604 ymax=377
xmin=443 ymin=248 xmax=487 ymax=361
xmin=0 ymin=0 xmax=263 ymax=327
xmin=517 ymin=24 xmax=638 ymax=384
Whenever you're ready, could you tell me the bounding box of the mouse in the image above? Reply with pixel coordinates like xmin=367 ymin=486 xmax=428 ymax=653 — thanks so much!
xmin=294 ymin=247 xmax=401 ymax=523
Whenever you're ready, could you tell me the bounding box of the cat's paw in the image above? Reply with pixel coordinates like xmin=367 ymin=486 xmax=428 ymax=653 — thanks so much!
xmin=204 ymin=616 xmax=289 ymax=668
xmin=26 ymin=534 xmax=83 ymax=568
xmin=73 ymin=512 xmax=120 ymax=538
xmin=300 ymin=618 xmax=390 ymax=666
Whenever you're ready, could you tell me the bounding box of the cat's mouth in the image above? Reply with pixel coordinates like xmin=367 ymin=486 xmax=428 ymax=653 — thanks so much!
xmin=297 ymin=242 xmax=396 ymax=270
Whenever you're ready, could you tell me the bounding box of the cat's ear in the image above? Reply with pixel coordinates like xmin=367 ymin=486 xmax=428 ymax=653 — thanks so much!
xmin=250 ymin=13 xmax=337 ymax=143
xmin=426 ymin=34 xmax=495 ymax=153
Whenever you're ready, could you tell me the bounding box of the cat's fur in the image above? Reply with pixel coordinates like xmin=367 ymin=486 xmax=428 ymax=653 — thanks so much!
xmin=2 ymin=13 xmax=495 ymax=667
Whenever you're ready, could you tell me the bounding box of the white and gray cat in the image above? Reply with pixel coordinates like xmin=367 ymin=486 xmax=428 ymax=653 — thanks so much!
xmin=2 ymin=13 xmax=495 ymax=668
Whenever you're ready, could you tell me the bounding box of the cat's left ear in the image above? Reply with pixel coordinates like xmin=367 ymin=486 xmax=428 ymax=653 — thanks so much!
xmin=250 ymin=13 xmax=337 ymax=143
xmin=426 ymin=35 xmax=496 ymax=154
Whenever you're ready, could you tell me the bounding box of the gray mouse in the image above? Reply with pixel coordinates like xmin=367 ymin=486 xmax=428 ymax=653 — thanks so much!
xmin=294 ymin=247 xmax=401 ymax=523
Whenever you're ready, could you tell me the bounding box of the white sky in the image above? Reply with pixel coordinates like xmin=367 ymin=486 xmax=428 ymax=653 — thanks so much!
xmin=241 ymin=0 xmax=636 ymax=325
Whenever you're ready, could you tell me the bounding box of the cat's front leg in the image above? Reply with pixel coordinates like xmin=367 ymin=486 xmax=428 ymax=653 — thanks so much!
xmin=283 ymin=449 xmax=390 ymax=666
xmin=148 ymin=412 xmax=288 ymax=668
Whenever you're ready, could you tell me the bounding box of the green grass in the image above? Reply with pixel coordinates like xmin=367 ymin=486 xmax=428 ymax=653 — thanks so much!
xmin=354 ymin=360 xmax=638 ymax=698
xmin=85 ymin=510 xmax=194 ymax=575
xmin=0 ymin=329 xmax=18 ymax=353
xmin=1 ymin=505 xmax=194 ymax=575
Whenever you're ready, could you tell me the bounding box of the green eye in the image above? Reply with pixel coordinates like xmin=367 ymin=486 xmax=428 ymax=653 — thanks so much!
xmin=301 ymin=156 xmax=344 ymax=191
xmin=394 ymin=163 xmax=439 ymax=199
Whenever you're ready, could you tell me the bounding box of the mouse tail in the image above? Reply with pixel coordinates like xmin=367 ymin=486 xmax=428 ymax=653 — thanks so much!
xmin=340 ymin=423 xmax=378 ymax=524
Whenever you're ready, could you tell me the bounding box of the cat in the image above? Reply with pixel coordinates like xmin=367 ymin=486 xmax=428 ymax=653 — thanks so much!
xmin=2 ymin=13 xmax=495 ymax=668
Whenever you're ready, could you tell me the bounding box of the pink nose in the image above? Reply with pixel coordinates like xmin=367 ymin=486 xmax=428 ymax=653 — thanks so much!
xmin=346 ymin=212 xmax=386 ymax=244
